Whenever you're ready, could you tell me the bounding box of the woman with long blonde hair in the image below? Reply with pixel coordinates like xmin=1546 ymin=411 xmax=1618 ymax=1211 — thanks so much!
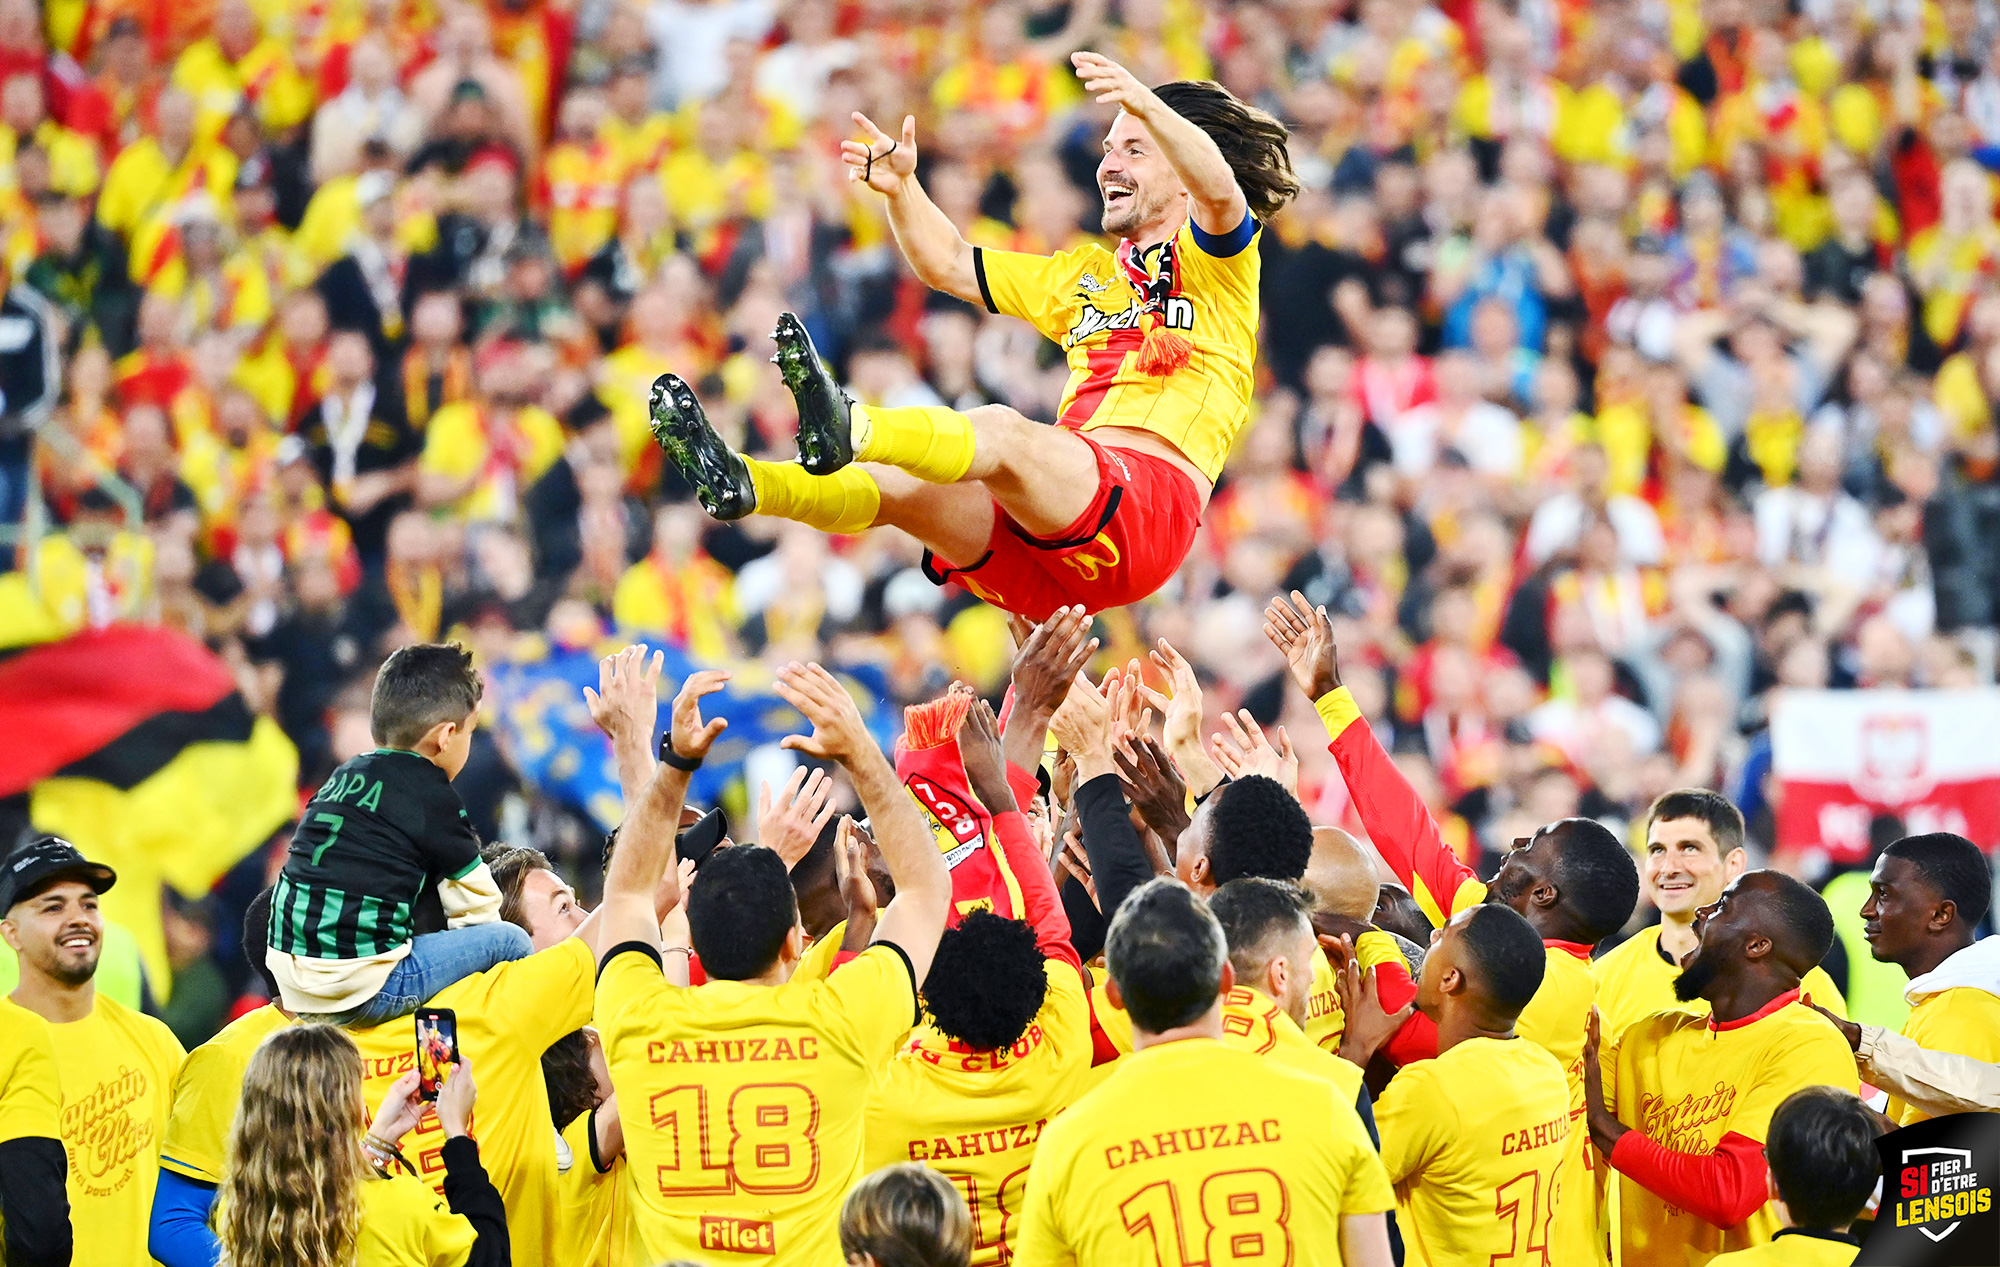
xmin=217 ymin=1023 xmax=510 ymax=1267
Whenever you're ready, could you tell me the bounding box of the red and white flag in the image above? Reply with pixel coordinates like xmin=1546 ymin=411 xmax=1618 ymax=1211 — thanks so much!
xmin=1772 ymin=689 xmax=2000 ymax=863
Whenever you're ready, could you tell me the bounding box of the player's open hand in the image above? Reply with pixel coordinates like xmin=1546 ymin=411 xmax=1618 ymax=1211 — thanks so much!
xmin=1072 ymin=51 xmax=1157 ymax=116
xmin=833 ymin=817 xmax=879 ymax=935
xmin=776 ymin=662 xmax=875 ymax=765
xmin=1010 ymin=605 xmax=1098 ymax=719
xmin=843 ymin=112 xmax=918 ymax=194
xmin=957 ymin=695 xmax=1018 ymax=815
xmin=1265 ymin=590 xmax=1342 ymax=701
xmin=758 ymin=767 xmax=838 ymax=869
xmin=1333 ymin=946 xmax=1410 ymax=1068
xmin=1213 ymin=710 xmax=1299 ymax=797
xmin=1114 ymin=734 xmax=1190 ymax=844
xmin=669 ymin=669 xmax=731 ymax=762
xmin=586 ymin=645 xmax=664 ymax=746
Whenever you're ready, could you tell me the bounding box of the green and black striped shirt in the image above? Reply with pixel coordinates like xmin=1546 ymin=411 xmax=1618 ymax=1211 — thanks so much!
xmin=271 ymin=749 xmax=483 ymax=960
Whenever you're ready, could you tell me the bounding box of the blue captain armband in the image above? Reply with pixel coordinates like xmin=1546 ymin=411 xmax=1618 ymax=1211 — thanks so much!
xmin=1190 ymin=214 xmax=1257 ymax=257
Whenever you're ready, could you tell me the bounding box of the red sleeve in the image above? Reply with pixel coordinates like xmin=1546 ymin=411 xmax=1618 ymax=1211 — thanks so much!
xmin=1373 ymin=959 xmax=1418 ymax=1013
xmin=1383 ymin=1007 xmax=1440 ymax=1067
xmin=1086 ymin=992 xmax=1123 ymax=1066
xmin=1319 ymin=689 xmax=1480 ymax=921
xmin=1607 ymin=1130 xmax=1770 ymax=1230
xmin=995 ymin=769 xmax=1080 ymax=974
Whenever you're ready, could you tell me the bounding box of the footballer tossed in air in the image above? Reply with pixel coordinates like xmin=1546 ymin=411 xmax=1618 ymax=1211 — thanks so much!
xmin=645 ymin=52 xmax=1297 ymax=619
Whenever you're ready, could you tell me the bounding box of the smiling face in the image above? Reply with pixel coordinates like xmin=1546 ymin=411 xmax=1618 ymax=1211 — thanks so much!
xmin=2 ymin=880 xmax=104 ymax=988
xmin=1097 ymin=110 xmax=1186 ymax=240
xmin=1645 ymin=816 xmax=1744 ymax=919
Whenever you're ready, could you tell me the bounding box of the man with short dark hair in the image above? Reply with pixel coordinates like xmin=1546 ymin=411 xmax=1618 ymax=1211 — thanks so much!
xmin=1356 ymin=904 xmax=1573 ymax=1267
xmin=1594 ymin=790 xmax=1845 ymax=1038
xmin=595 ymin=662 xmax=953 ymax=1265
xmin=1585 ymin=872 xmax=1861 ymax=1265
xmin=1014 ymin=878 xmax=1395 ymax=1267
xmin=1707 ymin=1087 xmax=1876 ymax=1267
xmin=1856 ymin=831 xmax=2000 ymax=1124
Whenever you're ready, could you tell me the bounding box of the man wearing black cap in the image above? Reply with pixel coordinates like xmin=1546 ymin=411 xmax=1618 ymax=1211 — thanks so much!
xmin=2 ymin=837 xmax=183 ymax=1267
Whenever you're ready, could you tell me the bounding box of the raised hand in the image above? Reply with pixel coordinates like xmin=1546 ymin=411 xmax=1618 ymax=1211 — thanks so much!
xmin=1264 ymin=590 xmax=1342 ymax=701
xmin=842 ymin=112 xmax=919 ymax=194
xmin=1333 ymin=944 xmax=1410 ymax=1068
xmin=1212 ymin=710 xmax=1299 ymax=797
xmin=668 ymin=669 xmax=731 ymax=763
xmin=367 ymin=1069 xmax=427 ymax=1148
xmin=1048 ymin=672 xmax=1114 ymax=779
xmin=1114 ymin=734 xmax=1191 ymax=845
xmin=958 ymin=696 xmax=1018 ymax=815
xmin=757 ymin=767 xmax=838 ymax=869
xmin=585 ymin=645 xmax=664 ymax=745
xmin=1072 ymin=51 xmax=1159 ymax=116
xmin=832 ymin=817 xmax=879 ymax=937
xmin=1582 ymin=1008 xmax=1627 ymax=1155
xmin=775 ymin=663 xmax=875 ymax=765
xmin=1009 ymin=605 xmax=1099 ymax=719
xmin=1807 ymin=1001 xmax=1862 ymax=1052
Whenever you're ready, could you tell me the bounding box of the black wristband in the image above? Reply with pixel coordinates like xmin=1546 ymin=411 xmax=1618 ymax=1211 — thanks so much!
xmin=658 ymin=732 xmax=703 ymax=771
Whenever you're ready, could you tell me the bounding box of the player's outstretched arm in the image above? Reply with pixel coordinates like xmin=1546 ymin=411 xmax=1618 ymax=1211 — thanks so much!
xmin=585 ymin=645 xmax=664 ymax=808
xmin=1073 ymin=52 xmax=1247 ymax=235
xmin=600 ymin=671 xmax=729 ymax=951
xmin=1266 ymin=591 xmax=1476 ymax=924
xmin=842 ymin=112 xmax=982 ymax=305
xmin=776 ymin=662 xmax=952 ymax=983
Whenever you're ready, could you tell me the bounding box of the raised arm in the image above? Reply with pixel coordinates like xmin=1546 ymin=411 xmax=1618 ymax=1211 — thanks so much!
xmin=1072 ymin=52 xmax=1247 ymax=234
xmin=842 ymin=113 xmax=982 ymax=304
xmin=1003 ymin=607 xmax=1099 ymax=777
xmin=1052 ymin=673 xmax=1161 ymax=922
xmin=963 ymin=697 xmax=1079 ymax=971
xmin=1265 ymin=592 xmax=1481 ymax=925
xmin=585 ymin=645 xmax=663 ymax=809
xmin=599 ymin=671 xmax=729 ymax=952
xmin=776 ymin=662 xmax=952 ymax=984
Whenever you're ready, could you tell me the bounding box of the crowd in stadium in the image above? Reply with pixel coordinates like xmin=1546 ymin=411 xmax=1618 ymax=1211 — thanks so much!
xmin=6 ymin=0 xmax=2000 ymax=1260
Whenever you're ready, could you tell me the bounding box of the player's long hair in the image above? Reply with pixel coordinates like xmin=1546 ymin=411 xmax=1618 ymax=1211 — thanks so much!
xmin=1152 ymin=80 xmax=1300 ymax=221
xmin=218 ymin=1024 xmax=371 ymax=1267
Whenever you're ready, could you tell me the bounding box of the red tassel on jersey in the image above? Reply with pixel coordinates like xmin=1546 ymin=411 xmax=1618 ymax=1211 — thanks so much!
xmin=900 ymin=690 xmax=973 ymax=751
xmin=1135 ymin=312 xmax=1193 ymax=376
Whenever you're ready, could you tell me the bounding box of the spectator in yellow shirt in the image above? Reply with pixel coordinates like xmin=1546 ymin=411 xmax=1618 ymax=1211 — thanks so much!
xmin=169 ymin=0 xmax=314 ymax=133
xmin=613 ymin=502 xmax=740 ymax=659
xmin=418 ymin=341 xmax=567 ymax=523
xmin=98 ymin=88 xmax=238 ymax=243
xmin=147 ymin=196 xmax=274 ymax=342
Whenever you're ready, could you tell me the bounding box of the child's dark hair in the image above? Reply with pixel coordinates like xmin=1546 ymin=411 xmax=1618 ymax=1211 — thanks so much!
xmin=1764 ymin=1087 xmax=1879 ymax=1232
xmin=371 ymin=643 xmax=483 ymax=749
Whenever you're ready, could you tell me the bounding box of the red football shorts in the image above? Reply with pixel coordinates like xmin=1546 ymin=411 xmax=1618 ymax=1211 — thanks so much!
xmin=921 ymin=432 xmax=1203 ymax=619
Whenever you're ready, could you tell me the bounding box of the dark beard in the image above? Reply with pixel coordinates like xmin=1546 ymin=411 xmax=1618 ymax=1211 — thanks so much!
xmin=1673 ymin=950 xmax=1721 ymax=1002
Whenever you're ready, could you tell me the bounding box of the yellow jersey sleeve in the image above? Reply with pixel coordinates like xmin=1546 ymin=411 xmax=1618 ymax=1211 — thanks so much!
xmin=358 ymin=1170 xmax=478 ymax=1267
xmin=792 ymin=921 xmax=847 ymax=983
xmin=1375 ymin=1062 xmax=1449 ymax=1187
xmin=974 ymin=244 xmax=1098 ymax=345
xmin=1893 ymin=989 xmax=2000 ymax=1124
xmin=0 ymin=1000 xmax=59 ymax=1143
xmin=1336 ymin=1105 xmax=1397 ymax=1217
xmin=822 ymin=942 xmax=921 ymax=1064
xmin=160 ymin=1007 xmax=287 ymax=1182
xmin=596 ymin=942 xmax=669 ymax=1036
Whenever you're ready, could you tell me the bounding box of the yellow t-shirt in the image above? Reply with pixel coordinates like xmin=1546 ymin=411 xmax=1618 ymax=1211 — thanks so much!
xmin=554 ymin=1108 xmax=630 ymax=1267
xmin=352 ymin=938 xmax=597 ymax=1267
xmin=976 ymin=216 xmax=1262 ymax=482
xmin=865 ymin=961 xmax=1096 ymax=1266
xmin=1089 ymin=982 xmax=1364 ymax=1105
xmin=1707 ymin=1230 xmax=1860 ymax=1267
xmin=1607 ymin=998 xmax=1861 ymax=1266
xmin=1012 ymin=1037 xmax=1393 ymax=1266
xmin=1376 ymin=1036 xmax=1573 ymax=1267
xmin=417 ymin=402 xmax=566 ymax=522
xmin=596 ymin=941 xmax=920 ymax=1266
xmin=0 ymin=997 xmax=61 ymax=1260
xmin=159 ymin=1003 xmax=289 ymax=1183
xmin=356 ymin=1168 xmax=477 ymax=1267
xmin=1890 ymin=986 xmax=2000 ymax=1126
xmin=1591 ymin=924 xmax=1847 ymax=1040
xmin=43 ymin=993 xmax=186 ymax=1267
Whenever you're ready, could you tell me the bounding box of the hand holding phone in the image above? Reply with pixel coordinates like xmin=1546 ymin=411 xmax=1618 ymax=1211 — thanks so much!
xmin=415 ymin=1008 xmax=459 ymax=1102
xmin=435 ymin=1054 xmax=477 ymax=1139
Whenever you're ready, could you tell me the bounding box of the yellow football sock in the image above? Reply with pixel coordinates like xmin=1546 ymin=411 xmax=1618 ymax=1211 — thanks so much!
xmin=745 ymin=458 xmax=881 ymax=535
xmin=851 ymin=404 xmax=977 ymax=484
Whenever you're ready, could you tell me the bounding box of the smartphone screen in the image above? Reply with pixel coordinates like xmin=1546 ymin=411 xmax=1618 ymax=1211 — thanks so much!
xmin=415 ymin=1008 xmax=458 ymax=1102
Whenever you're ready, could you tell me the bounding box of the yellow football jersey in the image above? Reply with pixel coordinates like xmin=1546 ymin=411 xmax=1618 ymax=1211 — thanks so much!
xmin=1607 ymin=996 xmax=1860 ymax=1266
xmin=975 ymin=217 xmax=1262 ymax=482
xmin=1591 ymin=925 xmax=1848 ymax=1040
xmin=865 ymin=961 xmax=1096 ymax=1266
xmin=1707 ymin=1230 xmax=1860 ymax=1267
xmin=596 ymin=941 xmax=920 ymax=1266
xmin=159 ymin=1003 xmax=288 ymax=1183
xmin=1090 ymin=983 xmax=1365 ymax=1104
xmin=555 ymin=1107 xmax=631 ymax=1267
xmin=356 ymin=1168 xmax=478 ymax=1267
xmin=1376 ymin=1036 xmax=1573 ymax=1267
xmin=0 ymin=998 xmax=60 ymax=1145
xmin=1013 ymin=1037 xmax=1392 ymax=1266
xmin=1890 ymin=987 xmax=2000 ymax=1125
xmin=352 ymin=938 xmax=597 ymax=1267
xmin=44 ymin=994 xmax=185 ymax=1267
